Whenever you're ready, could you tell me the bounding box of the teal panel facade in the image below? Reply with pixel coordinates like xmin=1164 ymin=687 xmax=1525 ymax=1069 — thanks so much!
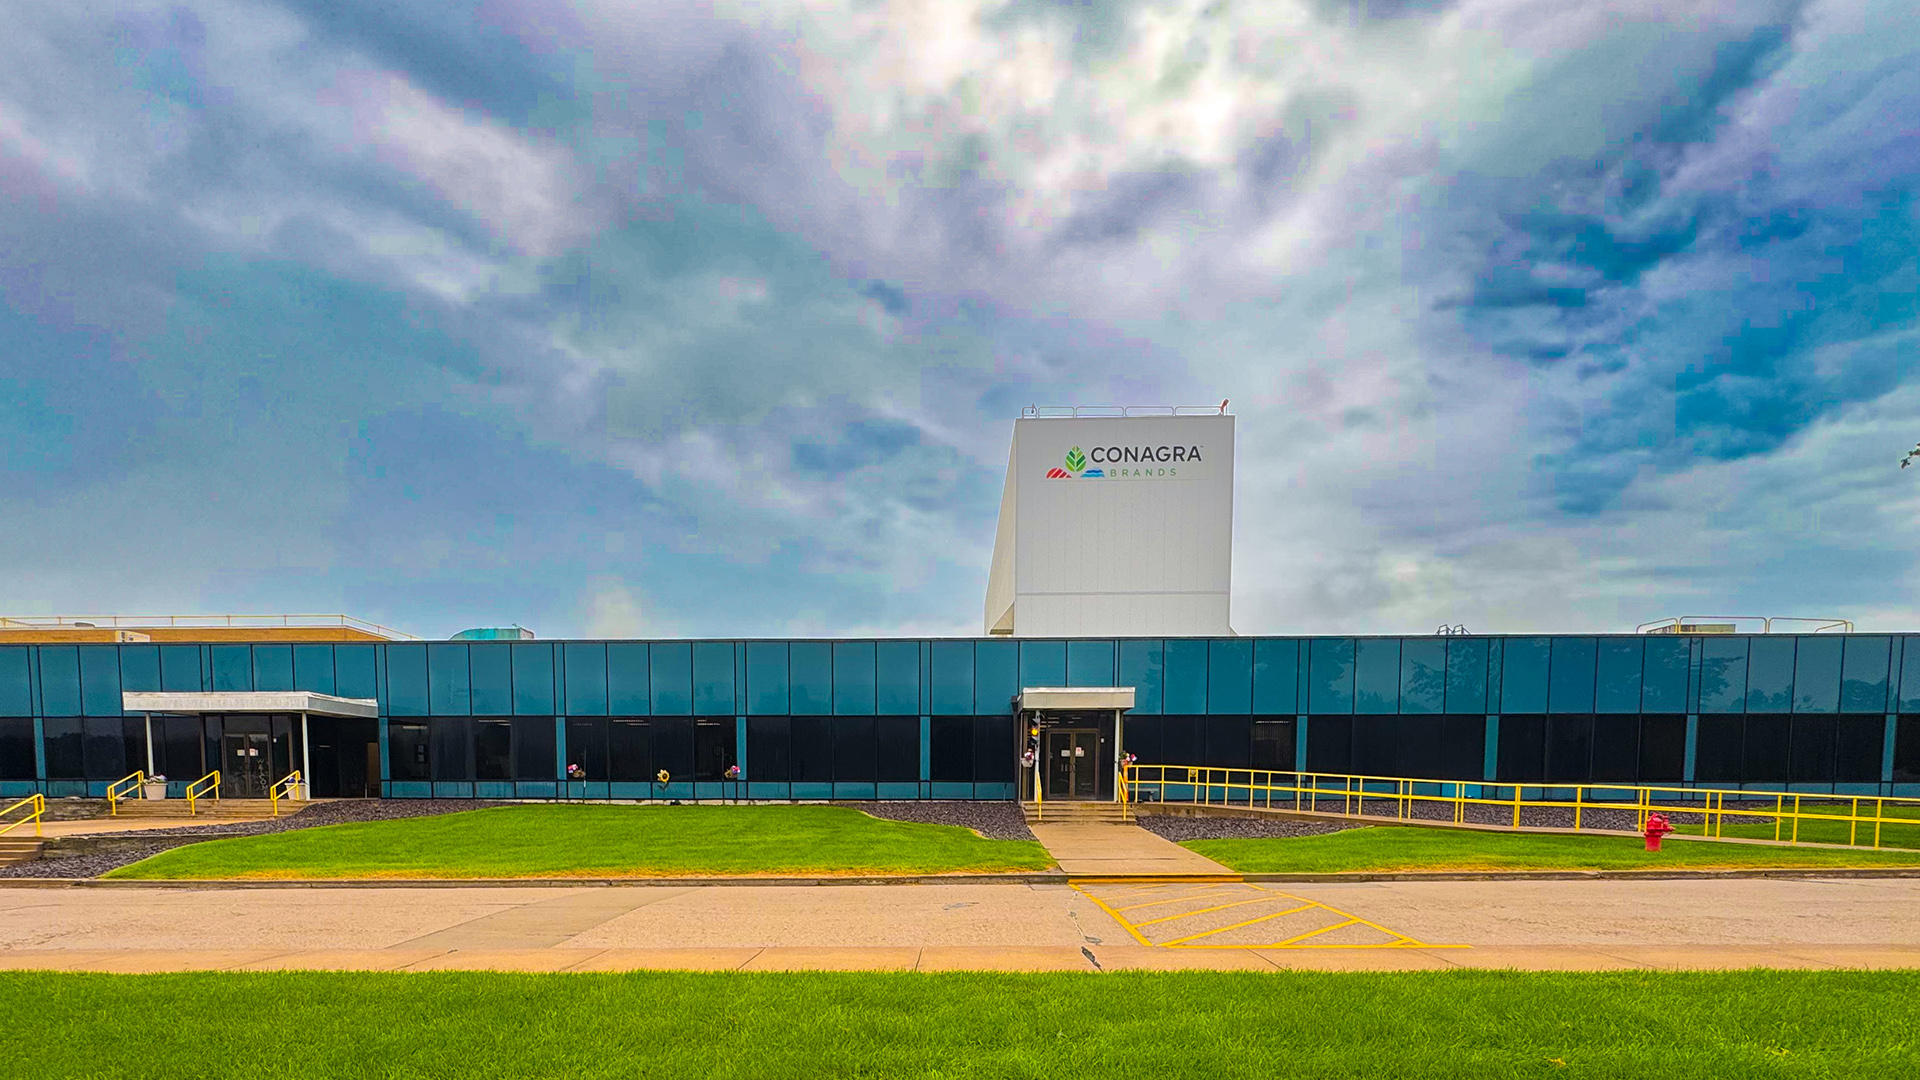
xmin=876 ymin=641 xmax=919 ymax=715
xmin=693 ymin=642 xmax=735 ymax=715
xmin=1501 ymin=638 xmax=1550 ymax=714
xmin=1595 ymin=638 xmax=1643 ymax=713
xmin=385 ymin=644 xmax=428 ymax=716
xmin=1164 ymin=640 xmax=1208 ymax=714
xmin=1207 ymin=639 xmax=1252 ymax=714
xmin=1792 ymin=636 xmax=1843 ymax=713
xmin=1252 ymin=639 xmax=1299 ymax=715
xmin=1307 ymin=638 xmax=1354 ymax=714
xmin=790 ymin=643 xmax=832 ymax=714
xmin=974 ymin=641 xmax=1017 ymax=715
xmin=832 ymin=642 xmax=875 ymax=715
xmin=252 ymin=645 xmax=294 ymax=693
xmin=77 ymin=646 xmax=121 ymax=716
xmin=1746 ymin=636 xmax=1796 ymax=712
xmin=1117 ymin=640 xmax=1163 ymax=714
xmin=606 ymin=643 xmax=649 ymax=715
xmin=1547 ymin=637 xmax=1595 ymax=713
xmin=564 ymin=643 xmax=608 ymax=716
xmin=1444 ymin=638 xmax=1488 ymax=714
xmin=427 ymin=643 xmax=471 ymax=716
xmin=1841 ymin=636 xmax=1892 ymax=713
xmin=0 ymin=648 xmax=29 ymax=715
xmin=1066 ymin=640 xmax=1115 ymax=688
xmin=1019 ymin=640 xmax=1066 ymax=690
xmin=648 ymin=642 xmax=692 ymax=715
xmin=745 ymin=642 xmax=790 ymax=715
xmin=930 ymin=641 xmax=973 ymax=715
xmin=292 ymin=645 xmax=335 ymax=695
xmin=469 ymin=644 xmax=513 ymax=715
xmin=1641 ymin=636 xmax=1689 ymax=713
xmin=1697 ymin=637 xmax=1749 ymax=714
xmin=210 ymin=645 xmax=252 ymax=693
xmin=119 ymin=645 xmax=160 ymax=693
xmin=335 ymin=645 xmax=377 ymax=701
xmin=159 ymin=645 xmax=202 ymax=693
xmin=1397 ymin=639 xmax=1444 ymax=715
xmin=1353 ymin=638 xmax=1399 ymax=714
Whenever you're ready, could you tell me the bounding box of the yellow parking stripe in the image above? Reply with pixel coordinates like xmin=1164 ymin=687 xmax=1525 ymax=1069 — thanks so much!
xmin=1159 ymin=903 xmax=1320 ymax=946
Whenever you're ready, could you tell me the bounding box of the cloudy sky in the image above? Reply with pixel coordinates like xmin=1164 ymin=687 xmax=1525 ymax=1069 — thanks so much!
xmin=2 ymin=0 xmax=1916 ymax=640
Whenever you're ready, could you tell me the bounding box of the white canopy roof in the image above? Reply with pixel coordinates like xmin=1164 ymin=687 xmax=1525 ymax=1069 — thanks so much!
xmin=122 ymin=691 xmax=378 ymax=719
xmin=1016 ymin=686 xmax=1136 ymax=711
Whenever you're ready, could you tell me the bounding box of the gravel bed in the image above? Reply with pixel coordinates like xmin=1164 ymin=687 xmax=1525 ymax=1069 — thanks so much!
xmin=854 ymin=801 xmax=1036 ymax=842
xmin=0 ymin=799 xmax=509 ymax=880
xmin=1135 ymin=814 xmax=1363 ymax=842
xmin=1128 ymin=797 xmax=1776 ymax=841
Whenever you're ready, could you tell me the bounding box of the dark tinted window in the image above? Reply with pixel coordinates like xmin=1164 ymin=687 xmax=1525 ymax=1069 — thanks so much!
xmin=1789 ymin=715 xmax=1838 ymax=785
xmin=0 ymin=717 xmax=33 ymax=780
xmin=1742 ymin=714 xmax=1790 ymax=786
xmin=1160 ymin=717 xmax=1203 ymax=765
xmin=833 ymin=716 xmax=876 ymax=783
xmin=790 ymin=716 xmax=832 ymax=783
xmin=81 ymin=717 xmax=128 ymax=780
xmin=929 ymin=717 xmax=973 ymax=783
xmin=747 ymin=716 xmax=790 ymax=782
xmin=651 ymin=717 xmax=694 ymax=782
xmin=513 ymin=716 xmax=556 ymax=781
xmin=1496 ymin=715 xmax=1545 ymax=784
xmin=475 ymin=720 xmax=511 ymax=780
xmin=1437 ymin=714 xmax=1487 ymax=781
xmin=1896 ymin=717 xmax=1920 ymax=783
xmin=1545 ymin=715 xmax=1593 ymax=784
xmin=159 ymin=715 xmax=203 ymax=780
xmin=1305 ymin=716 xmax=1352 ymax=774
xmin=974 ymin=716 xmax=1015 ymax=782
xmin=1397 ymin=717 xmax=1440 ymax=780
xmin=1638 ymin=715 xmax=1687 ymax=784
xmin=1204 ymin=716 xmax=1251 ymax=769
xmin=1590 ymin=715 xmax=1639 ymax=783
xmin=567 ymin=717 xmax=608 ymax=779
xmin=432 ymin=718 xmax=472 ymax=781
xmin=1836 ymin=716 xmax=1885 ymax=784
xmin=876 ymin=717 xmax=918 ymax=783
xmin=608 ymin=719 xmax=652 ymax=781
xmin=1250 ymin=718 xmax=1295 ymax=771
xmin=1693 ymin=715 xmax=1744 ymax=784
xmin=388 ymin=721 xmax=430 ymax=781
xmin=1352 ymin=716 xmax=1397 ymax=776
xmin=1124 ymin=716 xmax=1163 ymax=764
xmin=695 ymin=719 xmax=736 ymax=781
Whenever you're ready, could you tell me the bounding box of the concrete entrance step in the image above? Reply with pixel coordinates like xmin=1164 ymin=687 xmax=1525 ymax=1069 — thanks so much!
xmin=107 ymin=800 xmax=306 ymax=821
xmin=0 ymin=838 xmax=45 ymax=867
xmin=1020 ymin=802 xmax=1133 ymax=825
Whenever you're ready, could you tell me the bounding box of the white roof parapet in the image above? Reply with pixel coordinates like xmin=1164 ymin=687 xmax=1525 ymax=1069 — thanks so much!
xmin=1017 ymin=687 xmax=1137 ymax=711
xmin=122 ymin=691 xmax=379 ymax=718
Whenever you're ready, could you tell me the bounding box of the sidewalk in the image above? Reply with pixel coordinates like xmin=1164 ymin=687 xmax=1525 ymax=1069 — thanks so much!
xmin=1027 ymin=823 xmax=1238 ymax=878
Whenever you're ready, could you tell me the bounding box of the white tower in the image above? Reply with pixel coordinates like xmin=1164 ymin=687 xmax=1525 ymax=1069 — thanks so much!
xmin=984 ymin=407 xmax=1235 ymax=636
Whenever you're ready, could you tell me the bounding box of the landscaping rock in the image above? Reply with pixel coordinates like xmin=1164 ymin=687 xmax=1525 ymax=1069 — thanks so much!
xmin=854 ymin=801 xmax=1037 ymax=842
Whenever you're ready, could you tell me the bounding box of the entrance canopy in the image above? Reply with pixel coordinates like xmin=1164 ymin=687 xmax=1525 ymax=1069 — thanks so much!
xmin=122 ymin=691 xmax=378 ymax=719
xmin=1016 ymin=687 xmax=1136 ymax=712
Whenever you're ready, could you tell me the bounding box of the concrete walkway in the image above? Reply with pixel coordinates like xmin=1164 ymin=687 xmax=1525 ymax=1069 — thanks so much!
xmin=1027 ymin=823 xmax=1237 ymax=877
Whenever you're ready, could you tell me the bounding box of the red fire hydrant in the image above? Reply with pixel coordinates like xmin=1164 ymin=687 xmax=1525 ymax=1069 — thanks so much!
xmin=1643 ymin=813 xmax=1674 ymax=852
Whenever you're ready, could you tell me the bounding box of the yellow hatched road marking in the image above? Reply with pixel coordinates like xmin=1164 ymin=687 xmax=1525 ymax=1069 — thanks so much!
xmin=1114 ymin=886 xmax=1235 ymax=912
xmin=1074 ymin=881 xmax=1460 ymax=950
xmin=1159 ymin=903 xmax=1320 ymax=946
xmin=1133 ymin=895 xmax=1306 ymax=927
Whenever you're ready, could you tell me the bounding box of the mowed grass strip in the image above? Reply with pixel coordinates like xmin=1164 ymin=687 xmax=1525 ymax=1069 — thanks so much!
xmin=5 ymin=969 xmax=1918 ymax=1079
xmin=105 ymin=805 xmax=1053 ymax=879
xmin=1186 ymin=825 xmax=1920 ymax=874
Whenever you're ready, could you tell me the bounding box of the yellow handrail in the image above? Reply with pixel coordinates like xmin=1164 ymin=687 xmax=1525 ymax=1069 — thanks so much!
xmin=1124 ymin=764 xmax=1920 ymax=850
xmin=269 ymin=771 xmax=303 ymax=817
xmin=185 ymin=771 xmax=221 ymax=816
xmin=107 ymin=771 xmax=145 ymax=816
xmin=0 ymin=794 xmax=45 ymax=838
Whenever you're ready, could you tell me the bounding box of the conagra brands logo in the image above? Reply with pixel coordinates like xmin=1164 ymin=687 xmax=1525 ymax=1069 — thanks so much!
xmin=1045 ymin=443 xmax=1201 ymax=479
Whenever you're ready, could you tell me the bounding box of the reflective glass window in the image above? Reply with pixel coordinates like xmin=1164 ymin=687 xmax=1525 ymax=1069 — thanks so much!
xmin=1444 ymin=638 xmax=1488 ymax=715
xmin=43 ymin=717 xmax=83 ymax=779
xmin=652 ymin=717 xmax=696 ymax=780
xmin=1500 ymin=639 xmax=1550 ymax=715
xmin=157 ymin=645 xmax=201 ymax=694
xmin=1353 ymin=639 xmax=1399 ymax=715
xmin=1436 ymin=715 xmax=1488 ymax=781
xmin=1544 ymin=715 xmax=1593 ymax=783
xmin=1250 ymin=718 xmax=1296 ymax=771
xmin=1117 ymin=640 xmax=1164 ymax=714
xmin=1902 ymin=641 xmax=1920 ymax=713
xmin=1305 ymin=716 xmax=1352 ymax=774
xmin=388 ymin=721 xmax=430 ymax=782
xmin=1591 ymin=715 xmax=1639 ymax=782
xmin=1742 ymin=714 xmax=1791 ymax=784
xmin=790 ymin=643 xmax=832 ymax=715
xmin=1495 ymin=715 xmax=1546 ymax=784
xmin=38 ymin=648 xmax=82 ymax=716
xmin=1789 ymin=715 xmax=1837 ymax=784
xmin=564 ymin=643 xmax=609 ymax=716
xmin=1840 ymin=636 xmax=1892 ymax=713
xmin=929 ymin=717 xmax=973 ymax=783
xmin=567 ymin=717 xmax=608 ymax=780
xmin=1836 ymin=717 xmax=1885 ymax=784
xmin=210 ymin=645 xmax=252 ymax=693
xmin=608 ymin=719 xmax=652 ymax=781
xmin=832 ymin=641 xmax=875 ymax=716
xmin=512 ymin=645 xmax=556 ymax=716
xmin=1792 ymin=637 xmax=1842 ymax=713
xmin=693 ymin=643 xmax=735 ymax=716
xmin=747 ymin=716 xmax=790 ymax=782
xmin=974 ymin=716 xmax=1015 ymax=783
xmin=0 ymin=648 xmax=30 ymax=715
xmin=1164 ymin=640 xmax=1208 ymax=714
xmin=292 ymin=645 xmax=334 ymax=695
xmin=1351 ymin=716 xmax=1397 ymax=775
xmin=1896 ymin=717 xmax=1920 ymax=784
xmin=1306 ymin=639 xmax=1355 ymax=715
xmin=1638 ymin=716 xmax=1686 ymax=784
xmin=1399 ymin=639 xmax=1445 ymax=715
xmin=648 ymin=643 xmax=692 ymax=716
xmin=695 ymin=718 xmax=736 ymax=781
xmin=1207 ymin=639 xmax=1252 ymax=714
xmin=1252 ymin=639 xmax=1299 ymax=715
xmin=1747 ymin=636 xmax=1796 ymax=712
xmin=1159 ymin=716 xmax=1202 ymax=765
xmin=832 ymin=716 xmax=876 ymax=782
xmin=1019 ymin=640 xmax=1066 ymax=690
xmin=432 ymin=717 xmax=473 ymax=781
xmin=253 ymin=646 xmax=294 ymax=693
xmin=876 ymin=716 xmax=919 ymax=782
xmin=746 ymin=643 xmax=791 ymax=716
xmin=1125 ymin=716 xmax=1163 ymax=764
xmin=606 ymin=644 xmax=649 ymax=715
xmin=428 ymin=644 xmax=471 ymax=716
xmin=1594 ymin=639 xmax=1643 ymax=714
xmin=385 ymin=645 xmax=428 ymax=717
xmin=1204 ymin=715 xmax=1250 ymax=768
xmin=790 ymin=716 xmax=832 ymax=783
xmin=513 ymin=716 xmax=556 ymax=780
xmin=77 ymin=646 xmax=122 ymax=716
xmin=974 ymin=641 xmax=1018 ymax=716
xmin=1693 ymin=715 xmax=1744 ymax=784
xmin=1641 ymin=637 xmax=1689 ymax=713
xmin=80 ymin=716 xmax=131 ymax=779
xmin=875 ymin=642 xmax=919 ymax=715
xmin=1067 ymin=640 xmax=1115 ymax=688
xmin=467 ymin=644 xmax=513 ymax=715
xmin=1697 ymin=637 xmax=1749 ymax=714
xmin=1398 ymin=717 xmax=1440 ymax=780
xmin=1548 ymin=638 xmax=1597 ymax=714
xmin=335 ymin=645 xmax=376 ymax=701
xmin=474 ymin=720 xmax=511 ymax=780
xmin=0 ymin=717 xmax=35 ymax=780
xmin=930 ymin=642 xmax=973 ymax=716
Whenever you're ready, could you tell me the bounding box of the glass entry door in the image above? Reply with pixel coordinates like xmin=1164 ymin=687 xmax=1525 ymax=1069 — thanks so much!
xmin=223 ymin=732 xmax=272 ymax=798
xmin=1044 ymin=730 xmax=1099 ymax=800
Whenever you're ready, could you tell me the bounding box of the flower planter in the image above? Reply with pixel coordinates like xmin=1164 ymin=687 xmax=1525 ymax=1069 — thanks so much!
xmin=143 ymin=783 xmax=168 ymax=801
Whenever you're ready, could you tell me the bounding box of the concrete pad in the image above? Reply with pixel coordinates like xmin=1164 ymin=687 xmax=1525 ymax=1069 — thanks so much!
xmin=1778 ymin=946 xmax=1920 ymax=970
xmin=1601 ymin=945 xmax=1837 ymax=970
xmin=1435 ymin=946 xmax=1646 ymax=971
xmin=1253 ymin=948 xmax=1458 ymax=972
xmin=1092 ymin=946 xmax=1278 ymax=971
xmin=71 ymin=949 xmax=290 ymax=973
xmin=0 ymin=949 xmax=134 ymax=971
xmin=740 ymin=947 xmax=921 ymax=972
xmin=402 ymin=949 xmax=606 ymax=972
xmin=916 ymin=945 xmax=1096 ymax=972
xmin=235 ymin=949 xmax=452 ymax=972
xmin=568 ymin=948 xmax=761 ymax=972
xmin=1029 ymin=824 xmax=1235 ymax=877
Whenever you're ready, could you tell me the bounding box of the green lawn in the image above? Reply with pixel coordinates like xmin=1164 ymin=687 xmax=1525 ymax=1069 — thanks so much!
xmin=106 ymin=805 xmax=1053 ymax=879
xmin=1186 ymin=825 xmax=1920 ymax=874
xmin=1700 ymin=802 xmax=1920 ymax=849
xmin=4 ymin=970 xmax=1916 ymax=1078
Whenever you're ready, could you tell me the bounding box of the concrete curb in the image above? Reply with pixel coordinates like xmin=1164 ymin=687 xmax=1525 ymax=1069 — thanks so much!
xmin=7 ymin=866 xmax=1920 ymax=888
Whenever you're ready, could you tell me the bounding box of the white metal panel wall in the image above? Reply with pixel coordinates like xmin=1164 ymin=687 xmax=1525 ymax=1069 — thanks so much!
xmin=1004 ymin=414 xmax=1233 ymax=636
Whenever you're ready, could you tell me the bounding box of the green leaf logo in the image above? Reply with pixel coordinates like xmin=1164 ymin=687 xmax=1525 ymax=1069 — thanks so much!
xmin=1065 ymin=447 xmax=1086 ymax=472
